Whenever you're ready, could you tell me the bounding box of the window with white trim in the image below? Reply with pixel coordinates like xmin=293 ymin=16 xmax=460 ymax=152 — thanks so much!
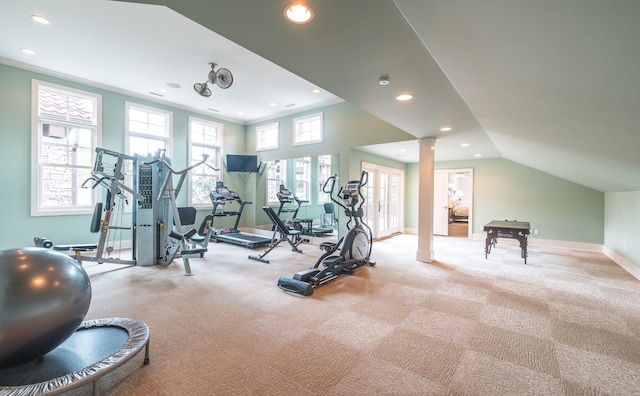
xmin=189 ymin=117 xmax=222 ymax=208
xmin=266 ymin=159 xmax=287 ymax=205
xmin=256 ymin=122 xmax=279 ymax=151
xmin=294 ymin=157 xmax=311 ymax=202
xmin=293 ymin=112 xmax=323 ymax=146
xmin=31 ymin=80 xmax=101 ymax=216
xmin=317 ymin=155 xmax=332 ymax=203
xmin=125 ymin=102 xmax=172 ymax=157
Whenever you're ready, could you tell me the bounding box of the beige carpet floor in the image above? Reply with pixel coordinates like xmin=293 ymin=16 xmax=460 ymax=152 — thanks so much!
xmin=29 ymin=233 xmax=640 ymax=395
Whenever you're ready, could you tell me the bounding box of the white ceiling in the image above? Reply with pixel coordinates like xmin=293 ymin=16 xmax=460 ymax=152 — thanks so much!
xmin=1 ymin=0 xmax=639 ymax=193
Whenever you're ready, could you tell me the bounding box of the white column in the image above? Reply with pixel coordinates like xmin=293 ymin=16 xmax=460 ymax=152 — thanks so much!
xmin=416 ymin=138 xmax=435 ymax=262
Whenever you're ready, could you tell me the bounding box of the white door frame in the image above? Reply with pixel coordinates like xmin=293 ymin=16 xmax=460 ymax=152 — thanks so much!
xmin=434 ymin=168 xmax=474 ymax=239
xmin=434 ymin=170 xmax=450 ymax=236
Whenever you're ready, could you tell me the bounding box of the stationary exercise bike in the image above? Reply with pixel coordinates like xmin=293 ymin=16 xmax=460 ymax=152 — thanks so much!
xmin=277 ymin=171 xmax=375 ymax=296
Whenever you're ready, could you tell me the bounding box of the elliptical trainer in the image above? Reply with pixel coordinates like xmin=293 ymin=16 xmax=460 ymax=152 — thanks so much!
xmin=277 ymin=171 xmax=375 ymax=296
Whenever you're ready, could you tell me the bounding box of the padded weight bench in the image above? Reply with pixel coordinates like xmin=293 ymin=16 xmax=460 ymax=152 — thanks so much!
xmin=249 ymin=206 xmax=308 ymax=263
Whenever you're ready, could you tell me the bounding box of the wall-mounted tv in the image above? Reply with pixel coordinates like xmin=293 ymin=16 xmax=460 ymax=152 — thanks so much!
xmin=226 ymin=154 xmax=259 ymax=173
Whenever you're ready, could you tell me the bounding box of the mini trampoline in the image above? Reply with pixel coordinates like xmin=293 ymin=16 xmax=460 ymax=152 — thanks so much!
xmin=0 ymin=318 xmax=150 ymax=396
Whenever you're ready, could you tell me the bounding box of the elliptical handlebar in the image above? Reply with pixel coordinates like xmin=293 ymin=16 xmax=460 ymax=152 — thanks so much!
xmin=359 ymin=170 xmax=368 ymax=187
xmin=322 ymin=174 xmax=337 ymax=194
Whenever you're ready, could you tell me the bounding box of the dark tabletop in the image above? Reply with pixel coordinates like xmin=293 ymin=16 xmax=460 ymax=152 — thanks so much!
xmin=483 ymin=220 xmax=531 ymax=231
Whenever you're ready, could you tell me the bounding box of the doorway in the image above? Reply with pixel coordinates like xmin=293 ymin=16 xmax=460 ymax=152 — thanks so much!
xmin=361 ymin=162 xmax=404 ymax=240
xmin=434 ymin=168 xmax=473 ymax=238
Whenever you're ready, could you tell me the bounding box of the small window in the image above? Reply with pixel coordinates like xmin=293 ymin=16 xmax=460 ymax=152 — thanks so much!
xmin=293 ymin=112 xmax=323 ymax=146
xmin=317 ymin=155 xmax=332 ymax=203
xmin=189 ymin=117 xmax=222 ymax=208
xmin=256 ymin=122 xmax=279 ymax=151
xmin=31 ymin=80 xmax=101 ymax=216
xmin=294 ymin=157 xmax=311 ymax=202
xmin=266 ymin=159 xmax=287 ymax=205
xmin=125 ymin=102 xmax=172 ymax=157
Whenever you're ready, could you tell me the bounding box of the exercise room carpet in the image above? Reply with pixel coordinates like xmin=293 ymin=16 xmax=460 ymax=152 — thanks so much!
xmin=53 ymin=234 xmax=640 ymax=395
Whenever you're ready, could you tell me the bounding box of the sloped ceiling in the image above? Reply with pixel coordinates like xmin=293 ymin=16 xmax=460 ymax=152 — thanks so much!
xmin=120 ymin=0 xmax=640 ymax=193
xmin=2 ymin=0 xmax=639 ymax=193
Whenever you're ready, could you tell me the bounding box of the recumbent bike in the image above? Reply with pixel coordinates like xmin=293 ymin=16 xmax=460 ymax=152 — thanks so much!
xmin=277 ymin=171 xmax=375 ymax=296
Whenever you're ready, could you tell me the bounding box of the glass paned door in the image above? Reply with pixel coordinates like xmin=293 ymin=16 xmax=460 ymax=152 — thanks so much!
xmin=362 ymin=163 xmax=403 ymax=239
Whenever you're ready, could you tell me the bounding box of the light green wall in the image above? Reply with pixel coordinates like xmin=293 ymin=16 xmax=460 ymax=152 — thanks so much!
xmin=0 ymin=63 xmax=244 ymax=249
xmin=244 ymin=102 xmax=415 ymax=227
xmin=404 ymin=158 xmax=604 ymax=243
xmin=605 ymin=191 xmax=640 ymax=267
xmin=3 ymin=63 xmax=633 ymax=271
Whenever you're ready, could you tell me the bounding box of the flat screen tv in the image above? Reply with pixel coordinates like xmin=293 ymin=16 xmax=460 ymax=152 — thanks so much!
xmin=226 ymin=154 xmax=259 ymax=173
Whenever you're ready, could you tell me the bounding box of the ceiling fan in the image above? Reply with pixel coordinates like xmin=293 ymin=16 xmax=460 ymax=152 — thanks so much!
xmin=193 ymin=63 xmax=234 ymax=97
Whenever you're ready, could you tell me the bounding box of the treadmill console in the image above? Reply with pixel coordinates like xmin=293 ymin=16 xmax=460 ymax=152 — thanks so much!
xmin=277 ymin=185 xmax=294 ymax=202
xmin=211 ymin=186 xmax=238 ymax=201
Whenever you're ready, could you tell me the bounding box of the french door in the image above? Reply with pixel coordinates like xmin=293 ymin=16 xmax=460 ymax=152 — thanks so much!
xmin=362 ymin=162 xmax=403 ymax=239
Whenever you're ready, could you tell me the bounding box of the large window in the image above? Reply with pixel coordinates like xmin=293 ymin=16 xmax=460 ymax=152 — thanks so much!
xmin=125 ymin=102 xmax=172 ymax=157
xmin=266 ymin=159 xmax=287 ymax=205
xmin=189 ymin=117 xmax=222 ymax=208
xmin=31 ymin=80 xmax=101 ymax=216
xmin=256 ymin=122 xmax=279 ymax=151
xmin=317 ymin=155 xmax=332 ymax=203
xmin=294 ymin=157 xmax=311 ymax=202
xmin=293 ymin=112 xmax=323 ymax=146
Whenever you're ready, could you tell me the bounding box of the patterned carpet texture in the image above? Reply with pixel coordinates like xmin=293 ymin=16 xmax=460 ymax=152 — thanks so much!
xmin=70 ymin=233 xmax=640 ymax=395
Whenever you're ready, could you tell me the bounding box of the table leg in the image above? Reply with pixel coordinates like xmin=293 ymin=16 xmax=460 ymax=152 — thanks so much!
xmin=485 ymin=234 xmax=493 ymax=259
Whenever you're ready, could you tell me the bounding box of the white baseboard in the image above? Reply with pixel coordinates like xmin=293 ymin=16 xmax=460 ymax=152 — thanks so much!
xmin=603 ymin=246 xmax=640 ymax=281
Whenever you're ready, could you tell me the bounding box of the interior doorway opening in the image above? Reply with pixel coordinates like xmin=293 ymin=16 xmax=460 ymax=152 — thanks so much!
xmin=434 ymin=168 xmax=473 ymax=238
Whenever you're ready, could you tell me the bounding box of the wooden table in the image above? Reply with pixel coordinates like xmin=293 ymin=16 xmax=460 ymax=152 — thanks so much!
xmin=483 ymin=220 xmax=531 ymax=264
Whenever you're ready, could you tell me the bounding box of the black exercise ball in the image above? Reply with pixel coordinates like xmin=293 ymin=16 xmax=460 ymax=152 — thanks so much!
xmin=0 ymin=248 xmax=92 ymax=368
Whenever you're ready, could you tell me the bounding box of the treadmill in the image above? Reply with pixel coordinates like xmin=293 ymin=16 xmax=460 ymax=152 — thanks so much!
xmin=209 ymin=182 xmax=271 ymax=248
xmin=277 ymin=185 xmax=333 ymax=237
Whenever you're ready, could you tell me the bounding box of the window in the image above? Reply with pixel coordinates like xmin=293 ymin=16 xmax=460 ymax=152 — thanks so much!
xmin=317 ymin=155 xmax=332 ymax=203
xmin=293 ymin=112 xmax=323 ymax=146
xmin=31 ymin=80 xmax=101 ymax=216
xmin=188 ymin=117 xmax=222 ymax=207
xmin=125 ymin=102 xmax=172 ymax=157
xmin=266 ymin=159 xmax=287 ymax=205
xmin=294 ymin=157 xmax=311 ymax=202
xmin=256 ymin=122 xmax=279 ymax=151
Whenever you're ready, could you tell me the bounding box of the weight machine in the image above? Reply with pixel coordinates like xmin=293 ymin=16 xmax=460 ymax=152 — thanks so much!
xmin=35 ymin=147 xmax=215 ymax=276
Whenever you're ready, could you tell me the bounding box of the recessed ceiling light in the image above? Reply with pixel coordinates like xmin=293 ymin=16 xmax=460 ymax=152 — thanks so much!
xmin=166 ymin=82 xmax=181 ymax=89
xmin=460 ymin=143 xmax=470 ymax=147
xmin=21 ymin=48 xmax=36 ymax=55
xmin=395 ymin=94 xmax=413 ymax=101
xmin=399 ymin=149 xmax=407 ymax=152
xmin=312 ymin=89 xmax=320 ymax=94
xmin=474 ymin=153 xmax=482 ymax=157
xmin=283 ymin=3 xmax=314 ymax=24
xmin=159 ymin=89 xmax=168 ymax=94
xmin=269 ymin=102 xmax=276 ymax=106
xmin=379 ymin=76 xmax=390 ymax=86
xmin=237 ymin=111 xmax=244 ymax=115
xmin=440 ymin=126 xmax=452 ymax=132
xmin=31 ymin=15 xmax=50 ymax=25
